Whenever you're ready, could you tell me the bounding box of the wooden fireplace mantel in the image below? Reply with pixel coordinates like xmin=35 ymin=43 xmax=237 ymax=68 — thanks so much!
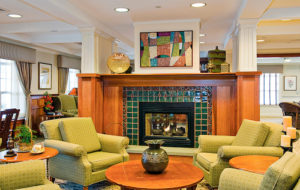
xmin=77 ymin=72 xmax=261 ymax=136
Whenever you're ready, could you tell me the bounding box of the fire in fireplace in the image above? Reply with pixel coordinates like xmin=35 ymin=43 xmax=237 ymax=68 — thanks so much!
xmin=139 ymin=102 xmax=194 ymax=147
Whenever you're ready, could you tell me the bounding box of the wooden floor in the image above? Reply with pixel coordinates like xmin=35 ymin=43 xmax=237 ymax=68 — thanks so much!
xmin=129 ymin=153 xmax=193 ymax=164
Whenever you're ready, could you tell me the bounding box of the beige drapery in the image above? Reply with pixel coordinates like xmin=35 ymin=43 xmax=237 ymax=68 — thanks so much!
xmin=58 ymin=68 xmax=69 ymax=94
xmin=15 ymin=61 xmax=32 ymax=127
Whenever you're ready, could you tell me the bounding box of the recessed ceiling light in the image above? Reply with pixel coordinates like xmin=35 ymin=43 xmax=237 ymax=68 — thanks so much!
xmin=114 ymin=7 xmax=129 ymax=13
xmin=257 ymin=39 xmax=265 ymax=42
xmin=199 ymin=34 xmax=206 ymax=37
xmin=155 ymin=5 xmax=162 ymax=8
xmin=200 ymin=41 xmax=205 ymax=44
xmin=7 ymin=13 xmax=22 ymax=18
xmin=191 ymin=2 xmax=206 ymax=8
xmin=281 ymin=19 xmax=291 ymax=21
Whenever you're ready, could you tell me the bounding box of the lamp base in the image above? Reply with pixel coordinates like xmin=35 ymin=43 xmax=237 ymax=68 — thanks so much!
xmin=4 ymin=149 xmax=16 ymax=157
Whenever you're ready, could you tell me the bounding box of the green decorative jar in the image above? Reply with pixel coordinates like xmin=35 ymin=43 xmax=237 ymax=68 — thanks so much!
xmin=141 ymin=140 xmax=169 ymax=174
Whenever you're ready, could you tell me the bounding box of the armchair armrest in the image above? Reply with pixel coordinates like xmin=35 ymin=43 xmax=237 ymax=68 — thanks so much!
xmin=0 ymin=160 xmax=49 ymax=189
xmin=197 ymin=135 xmax=235 ymax=153
xmin=45 ymin=140 xmax=87 ymax=157
xmin=97 ymin=133 xmax=129 ymax=154
xmin=218 ymin=146 xmax=283 ymax=159
xmin=219 ymin=168 xmax=264 ymax=190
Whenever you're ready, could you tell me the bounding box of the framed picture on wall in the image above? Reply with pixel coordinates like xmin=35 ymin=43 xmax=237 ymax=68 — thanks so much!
xmin=284 ymin=76 xmax=297 ymax=91
xmin=38 ymin=62 xmax=52 ymax=90
xmin=140 ymin=30 xmax=193 ymax=67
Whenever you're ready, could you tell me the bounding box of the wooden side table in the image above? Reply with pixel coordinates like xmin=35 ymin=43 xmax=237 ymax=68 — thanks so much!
xmin=106 ymin=160 xmax=204 ymax=190
xmin=229 ymin=155 xmax=279 ymax=174
xmin=40 ymin=113 xmax=64 ymax=121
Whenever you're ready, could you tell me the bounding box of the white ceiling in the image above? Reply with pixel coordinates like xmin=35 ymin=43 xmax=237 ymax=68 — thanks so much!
xmin=0 ymin=0 xmax=299 ymax=58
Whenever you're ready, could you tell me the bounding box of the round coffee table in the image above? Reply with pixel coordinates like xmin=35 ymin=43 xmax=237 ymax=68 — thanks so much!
xmin=0 ymin=147 xmax=58 ymax=163
xmin=0 ymin=147 xmax=58 ymax=178
xmin=106 ymin=160 xmax=204 ymax=190
xmin=229 ymin=155 xmax=279 ymax=174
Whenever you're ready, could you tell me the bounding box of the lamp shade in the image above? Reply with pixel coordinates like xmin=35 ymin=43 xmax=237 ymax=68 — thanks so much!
xmin=107 ymin=53 xmax=130 ymax=74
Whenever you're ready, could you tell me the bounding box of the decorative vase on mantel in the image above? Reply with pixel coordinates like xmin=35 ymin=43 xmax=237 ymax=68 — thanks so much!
xmin=141 ymin=140 xmax=169 ymax=174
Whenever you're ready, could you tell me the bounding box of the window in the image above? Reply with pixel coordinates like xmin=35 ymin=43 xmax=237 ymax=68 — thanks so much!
xmin=260 ymin=73 xmax=280 ymax=105
xmin=0 ymin=58 xmax=26 ymax=116
xmin=66 ymin=68 xmax=80 ymax=94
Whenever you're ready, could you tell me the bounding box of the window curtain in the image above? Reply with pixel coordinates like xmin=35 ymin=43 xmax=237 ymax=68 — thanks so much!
xmin=15 ymin=61 xmax=32 ymax=127
xmin=58 ymin=68 xmax=69 ymax=94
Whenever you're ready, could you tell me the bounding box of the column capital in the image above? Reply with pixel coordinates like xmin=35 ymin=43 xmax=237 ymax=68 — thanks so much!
xmin=237 ymin=18 xmax=259 ymax=27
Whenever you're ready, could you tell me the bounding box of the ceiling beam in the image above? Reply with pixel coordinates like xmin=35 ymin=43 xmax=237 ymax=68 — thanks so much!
xmin=261 ymin=7 xmax=300 ymax=20
xmin=22 ymin=0 xmax=134 ymax=47
xmin=30 ymin=31 xmax=82 ymax=43
xmin=0 ymin=21 xmax=77 ymax=34
xmin=257 ymin=24 xmax=300 ymax=35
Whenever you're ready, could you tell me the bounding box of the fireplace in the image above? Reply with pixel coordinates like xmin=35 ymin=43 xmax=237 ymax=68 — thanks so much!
xmin=139 ymin=102 xmax=194 ymax=147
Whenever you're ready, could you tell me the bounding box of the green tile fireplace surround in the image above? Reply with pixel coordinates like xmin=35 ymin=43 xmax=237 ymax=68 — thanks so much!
xmin=123 ymin=86 xmax=212 ymax=147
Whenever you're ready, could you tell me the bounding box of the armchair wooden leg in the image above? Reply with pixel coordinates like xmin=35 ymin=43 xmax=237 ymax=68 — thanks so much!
xmin=83 ymin=186 xmax=88 ymax=190
xmin=49 ymin=177 xmax=55 ymax=183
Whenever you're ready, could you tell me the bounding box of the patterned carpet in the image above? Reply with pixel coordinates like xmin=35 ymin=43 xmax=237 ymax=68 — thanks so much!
xmin=56 ymin=179 xmax=212 ymax=190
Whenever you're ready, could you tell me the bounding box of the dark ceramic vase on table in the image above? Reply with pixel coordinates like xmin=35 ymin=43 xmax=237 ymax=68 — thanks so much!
xmin=141 ymin=139 xmax=169 ymax=174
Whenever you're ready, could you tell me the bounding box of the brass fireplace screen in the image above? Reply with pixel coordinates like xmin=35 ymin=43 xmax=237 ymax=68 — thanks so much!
xmin=145 ymin=113 xmax=188 ymax=137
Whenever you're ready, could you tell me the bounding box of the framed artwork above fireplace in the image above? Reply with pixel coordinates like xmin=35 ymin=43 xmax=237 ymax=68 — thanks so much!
xmin=140 ymin=31 xmax=193 ymax=67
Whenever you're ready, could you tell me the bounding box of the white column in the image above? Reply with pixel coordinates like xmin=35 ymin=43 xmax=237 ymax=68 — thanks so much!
xmin=80 ymin=28 xmax=113 ymax=74
xmin=231 ymin=33 xmax=238 ymax=72
xmin=237 ymin=19 xmax=258 ymax=71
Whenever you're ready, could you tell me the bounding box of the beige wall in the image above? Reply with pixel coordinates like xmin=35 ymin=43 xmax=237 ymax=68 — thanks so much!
xmin=31 ymin=51 xmax=58 ymax=95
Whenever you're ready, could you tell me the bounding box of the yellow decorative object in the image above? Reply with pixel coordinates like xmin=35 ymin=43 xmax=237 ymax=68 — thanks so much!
xmin=107 ymin=53 xmax=130 ymax=74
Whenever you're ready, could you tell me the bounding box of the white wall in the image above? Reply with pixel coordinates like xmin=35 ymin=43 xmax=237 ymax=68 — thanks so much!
xmin=260 ymin=63 xmax=300 ymax=118
xmin=134 ymin=19 xmax=200 ymax=74
xmin=31 ymin=51 xmax=58 ymax=95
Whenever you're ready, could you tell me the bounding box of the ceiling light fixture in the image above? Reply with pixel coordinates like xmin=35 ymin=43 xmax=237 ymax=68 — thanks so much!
xmin=114 ymin=7 xmax=129 ymax=13
xmin=191 ymin=2 xmax=206 ymax=8
xmin=257 ymin=39 xmax=265 ymax=42
xmin=200 ymin=41 xmax=205 ymax=44
xmin=7 ymin=13 xmax=22 ymax=18
xmin=199 ymin=34 xmax=206 ymax=37
xmin=281 ymin=19 xmax=291 ymax=21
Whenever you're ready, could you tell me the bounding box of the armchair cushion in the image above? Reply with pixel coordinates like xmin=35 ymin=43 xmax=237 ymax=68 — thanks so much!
xmin=59 ymin=94 xmax=77 ymax=111
xmin=196 ymin=153 xmax=217 ymax=171
xmin=232 ymin=119 xmax=269 ymax=146
xmin=259 ymin=152 xmax=300 ymax=190
xmin=87 ymin=152 xmax=123 ymax=172
xmin=263 ymin=122 xmax=283 ymax=147
xmin=197 ymin=135 xmax=235 ymax=153
xmin=59 ymin=117 xmax=101 ymax=153
xmin=40 ymin=119 xmax=63 ymax=140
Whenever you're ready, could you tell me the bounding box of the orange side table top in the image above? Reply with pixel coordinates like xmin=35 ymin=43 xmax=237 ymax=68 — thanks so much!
xmin=229 ymin=155 xmax=279 ymax=174
xmin=106 ymin=160 xmax=204 ymax=190
xmin=0 ymin=147 xmax=58 ymax=163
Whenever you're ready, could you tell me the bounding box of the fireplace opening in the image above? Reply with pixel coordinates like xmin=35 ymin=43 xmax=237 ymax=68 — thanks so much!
xmin=139 ymin=102 xmax=194 ymax=147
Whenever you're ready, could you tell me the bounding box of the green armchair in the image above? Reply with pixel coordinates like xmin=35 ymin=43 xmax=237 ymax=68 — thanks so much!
xmin=219 ymin=152 xmax=300 ymax=190
xmin=58 ymin=94 xmax=78 ymax=117
xmin=193 ymin=119 xmax=284 ymax=188
xmin=39 ymin=117 xmax=129 ymax=190
xmin=0 ymin=160 xmax=61 ymax=190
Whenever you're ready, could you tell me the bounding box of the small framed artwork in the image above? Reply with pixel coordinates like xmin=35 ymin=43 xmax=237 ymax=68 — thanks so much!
xmin=38 ymin=62 xmax=52 ymax=89
xmin=284 ymin=76 xmax=297 ymax=91
xmin=140 ymin=30 xmax=193 ymax=67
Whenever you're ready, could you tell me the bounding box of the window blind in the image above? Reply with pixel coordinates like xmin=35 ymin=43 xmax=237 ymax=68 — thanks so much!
xmin=0 ymin=41 xmax=36 ymax=63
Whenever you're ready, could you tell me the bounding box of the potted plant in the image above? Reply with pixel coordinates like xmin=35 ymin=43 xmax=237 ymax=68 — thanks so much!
xmin=14 ymin=125 xmax=37 ymax=152
xmin=43 ymin=91 xmax=54 ymax=114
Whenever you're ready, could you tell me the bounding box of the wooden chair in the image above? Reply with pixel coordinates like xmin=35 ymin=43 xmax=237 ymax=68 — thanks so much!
xmin=0 ymin=108 xmax=20 ymax=149
xmin=279 ymin=102 xmax=300 ymax=129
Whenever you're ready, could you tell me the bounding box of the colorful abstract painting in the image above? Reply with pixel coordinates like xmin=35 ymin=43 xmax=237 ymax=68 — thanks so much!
xmin=140 ymin=31 xmax=193 ymax=67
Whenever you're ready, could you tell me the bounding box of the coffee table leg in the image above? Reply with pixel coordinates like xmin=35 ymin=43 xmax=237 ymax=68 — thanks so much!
xmin=187 ymin=185 xmax=197 ymax=190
